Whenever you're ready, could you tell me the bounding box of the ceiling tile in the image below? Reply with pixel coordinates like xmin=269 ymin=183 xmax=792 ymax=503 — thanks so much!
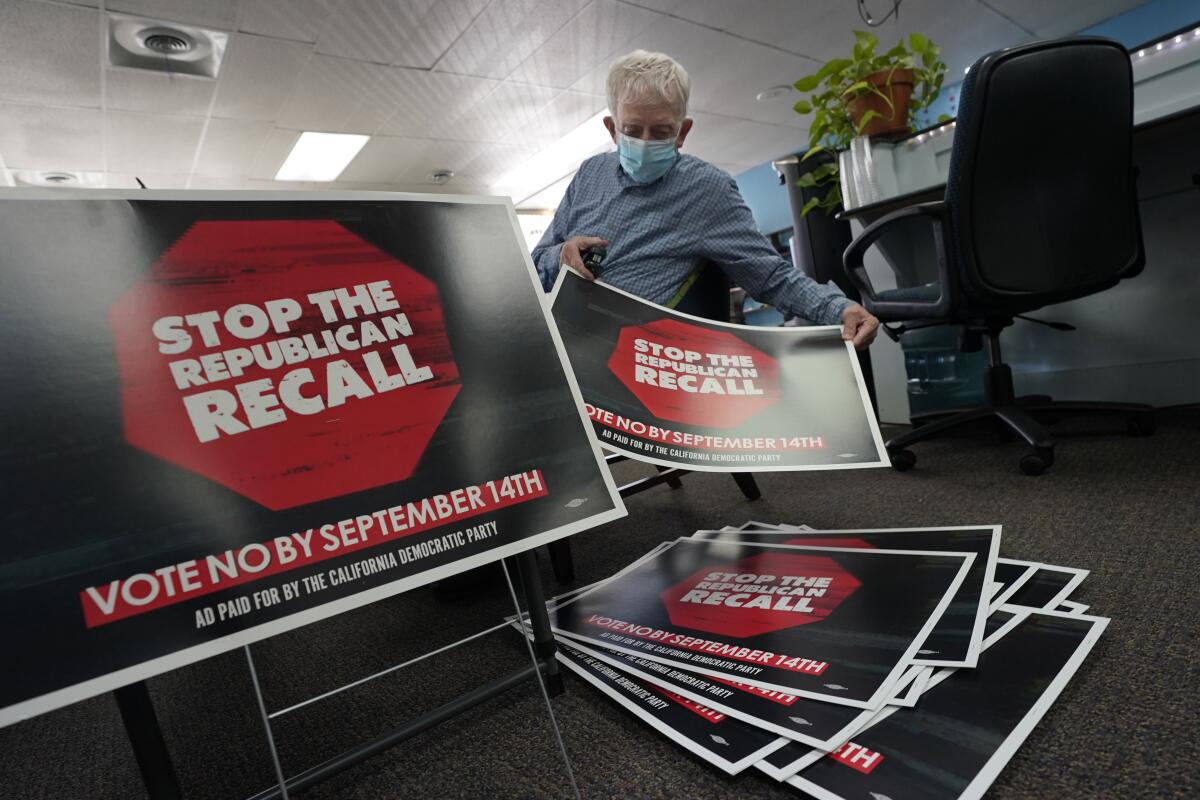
xmin=107 ymin=0 xmax=239 ymax=29
xmin=684 ymin=111 xmax=806 ymax=166
xmin=711 ymin=162 xmax=756 ymax=177
xmin=623 ymin=0 xmax=686 ymax=12
xmin=686 ymin=38 xmax=816 ymax=128
xmin=373 ymin=70 xmax=500 ymax=138
xmin=192 ymin=118 xmax=275 ymax=177
xmin=274 ymin=54 xmax=385 ymax=131
xmin=105 ymin=110 xmax=205 ymax=173
xmin=659 ymin=0 xmax=740 ymax=30
xmin=893 ymin=0 xmax=1031 ymax=77
xmin=430 ymin=81 xmax=561 ymax=142
xmin=978 ymin=0 xmax=1149 ymax=38
xmin=456 ymin=141 xmax=542 ymax=187
xmin=248 ymin=126 xmax=301 ymax=179
xmin=337 ymin=136 xmax=488 ymax=183
xmin=723 ymin=0 xmax=847 ymax=58
xmin=500 ymin=90 xmax=607 ymax=147
xmin=316 ymin=0 xmax=489 ymax=69
xmin=435 ymin=0 xmax=591 ymax=80
xmin=0 ymin=103 xmax=103 ymax=171
xmin=0 ymin=2 xmax=100 ymax=108
xmin=568 ymin=14 xmax=744 ymax=103
xmin=238 ymin=0 xmax=338 ymax=42
xmin=105 ymin=69 xmax=216 ymax=116
xmin=211 ymin=34 xmax=312 ymax=122
xmin=515 ymin=171 xmax=574 ymax=209
xmin=766 ymin=0 xmax=1030 ymax=77
xmin=508 ymin=0 xmax=662 ymax=89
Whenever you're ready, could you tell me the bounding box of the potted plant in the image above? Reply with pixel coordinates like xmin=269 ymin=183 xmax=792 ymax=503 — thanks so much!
xmin=793 ymin=30 xmax=949 ymax=215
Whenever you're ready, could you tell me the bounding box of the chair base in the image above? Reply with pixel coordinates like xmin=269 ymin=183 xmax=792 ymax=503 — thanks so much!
xmin=888 ymin=397 xmax=1155 ymax=476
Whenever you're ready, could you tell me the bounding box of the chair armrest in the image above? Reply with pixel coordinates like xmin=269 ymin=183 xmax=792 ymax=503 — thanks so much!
xmin=843 ymin=201 xmax=955 ymax=321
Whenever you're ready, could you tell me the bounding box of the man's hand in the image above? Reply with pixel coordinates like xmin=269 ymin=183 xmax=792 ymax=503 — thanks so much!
xmin=841 ymin=303 xmax=881 ymax=350
xmin=560 ymin=236 xmax=608 ymax=280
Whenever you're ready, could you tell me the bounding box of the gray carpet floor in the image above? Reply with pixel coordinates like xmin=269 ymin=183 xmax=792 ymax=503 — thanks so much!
xmin=2 ymin=410 xmax=1198 ymax=799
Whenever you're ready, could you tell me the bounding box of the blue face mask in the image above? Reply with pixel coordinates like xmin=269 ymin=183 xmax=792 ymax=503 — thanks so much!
xmin=617 ymin=133 xmax=678 ymax=183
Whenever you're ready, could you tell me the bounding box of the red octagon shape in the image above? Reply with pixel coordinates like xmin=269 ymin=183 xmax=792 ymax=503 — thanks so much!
xmin=109 ymin=219 xmax=461 ymax=510
xmin=660 ymin=552 xmax=862 ymax=638
xmin=607 ymin=318 xmax=780 ymax=429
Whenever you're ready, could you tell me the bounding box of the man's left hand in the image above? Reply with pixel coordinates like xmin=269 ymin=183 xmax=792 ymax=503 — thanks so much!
xmin=841 ymin=304 xmax=880 ymax=350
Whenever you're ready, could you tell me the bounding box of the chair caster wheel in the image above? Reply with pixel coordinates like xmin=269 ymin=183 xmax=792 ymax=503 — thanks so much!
xmin=1126 ymin=412 xmax=1156 ymax=436
xmin=1019 ymin=448 xmax=1054 ymax=476
xmin=889 ymin=449 xmax=916 ymax=472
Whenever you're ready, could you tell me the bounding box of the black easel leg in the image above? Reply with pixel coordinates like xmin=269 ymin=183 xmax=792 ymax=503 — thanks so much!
xmin=114 ymin=681 xmax=182 ymax=800
xmin=656 ymin=465 xmax=684 ymax=490
xmin=547 ymin=539 xmax=576 ymax=585
xmin=732 ymin=472 xmax=761 ymax=500
xmin=515 ymin=549 xmax=564 ymax=697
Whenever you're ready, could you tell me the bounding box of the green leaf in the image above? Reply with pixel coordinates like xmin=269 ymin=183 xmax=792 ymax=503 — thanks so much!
xmin=800 ymin=163 xmax=837 ymax=186
xmin=864 ymin=84 xmax=895 ymax=114
xmin=853 ymin=30 xmax=879 ymax=50
xmin=792 ymin=99 xmax=813 ymax=114
xmin=822 ymin=184 xmax=841 ymax=205
xmin=817 ymin=58 xmax=853 ymax=80
xmin=855 ymin=109 xmax=882 ymax=133
xmin=801 ymin=145 xmax=827 ymax=161
xmin=937 ymin=114 xmax=953 ymax=123
xmin=841 ymin=80 xmax=871 ymax=97
xmin=909 ymin=32 xmax=931 ymax=54
xmin=799 ymin=196 xmax=823 ymax=217
xmin=793 ymin=74 xmax=821 ymax=92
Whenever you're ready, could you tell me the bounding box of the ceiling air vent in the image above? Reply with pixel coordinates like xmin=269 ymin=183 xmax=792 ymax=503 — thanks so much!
xmin=13 ymin=171 xmax=106 ymax=188
xmin=107 ymin=14 xmax=228 ymax=79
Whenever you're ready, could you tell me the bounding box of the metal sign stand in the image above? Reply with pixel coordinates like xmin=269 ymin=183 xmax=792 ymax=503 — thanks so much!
xmin=115 ymin=549 xmax=567 ymax=800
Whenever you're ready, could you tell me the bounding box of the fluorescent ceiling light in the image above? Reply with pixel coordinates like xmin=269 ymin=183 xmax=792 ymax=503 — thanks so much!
xmin=493 ymin=110 xmax=612 ymax=203
xmin=275 ymin=132 xmax=369 ymax=182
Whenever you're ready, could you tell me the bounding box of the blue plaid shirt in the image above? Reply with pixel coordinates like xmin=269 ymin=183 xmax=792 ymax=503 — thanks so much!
xmin=531 ymin=151 xmax=851 ymax=324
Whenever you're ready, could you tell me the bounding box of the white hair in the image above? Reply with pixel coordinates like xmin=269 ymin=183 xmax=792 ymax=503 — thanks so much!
xmin=606 ymin=50 xmax=691 ymax=118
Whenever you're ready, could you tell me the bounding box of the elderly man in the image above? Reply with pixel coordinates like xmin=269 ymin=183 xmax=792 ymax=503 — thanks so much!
xmin=532 ymin=50 xmax=880 ymax=349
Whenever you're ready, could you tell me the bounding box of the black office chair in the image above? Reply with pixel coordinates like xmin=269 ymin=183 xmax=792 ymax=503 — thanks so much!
xmin=843 ymin=37 xmax=1155 ymax=476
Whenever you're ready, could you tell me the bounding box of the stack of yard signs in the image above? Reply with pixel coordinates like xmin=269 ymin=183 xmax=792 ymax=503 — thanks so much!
xmin=518 ymin=523 xmax=1102 ymax=799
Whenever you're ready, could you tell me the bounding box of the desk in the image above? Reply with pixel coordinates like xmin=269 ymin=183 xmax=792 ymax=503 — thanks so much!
xmin=836 ymin=33 xmax=1200 ymax=424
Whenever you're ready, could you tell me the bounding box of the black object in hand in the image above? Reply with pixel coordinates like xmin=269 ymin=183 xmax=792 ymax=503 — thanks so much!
xmin=582 ymin=245 xmax=606 ymax=277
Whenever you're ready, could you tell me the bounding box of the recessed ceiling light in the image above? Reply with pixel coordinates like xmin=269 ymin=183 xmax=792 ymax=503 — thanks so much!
xmin=275 ymin=132 xmax=369 ymax=182
xmin=756 ymin=85 xmax=795 ymax=102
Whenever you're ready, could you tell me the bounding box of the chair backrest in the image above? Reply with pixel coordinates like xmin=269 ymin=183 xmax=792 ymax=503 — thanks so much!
xmin=672 ymin=260 xmax=731 ymax=321
xmin=945 ymin=37 xmax=1143 ymax=304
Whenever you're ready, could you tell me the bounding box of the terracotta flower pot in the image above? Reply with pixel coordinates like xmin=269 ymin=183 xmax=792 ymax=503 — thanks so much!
xmin=845 ymin=67 xmax=913 ymax=137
